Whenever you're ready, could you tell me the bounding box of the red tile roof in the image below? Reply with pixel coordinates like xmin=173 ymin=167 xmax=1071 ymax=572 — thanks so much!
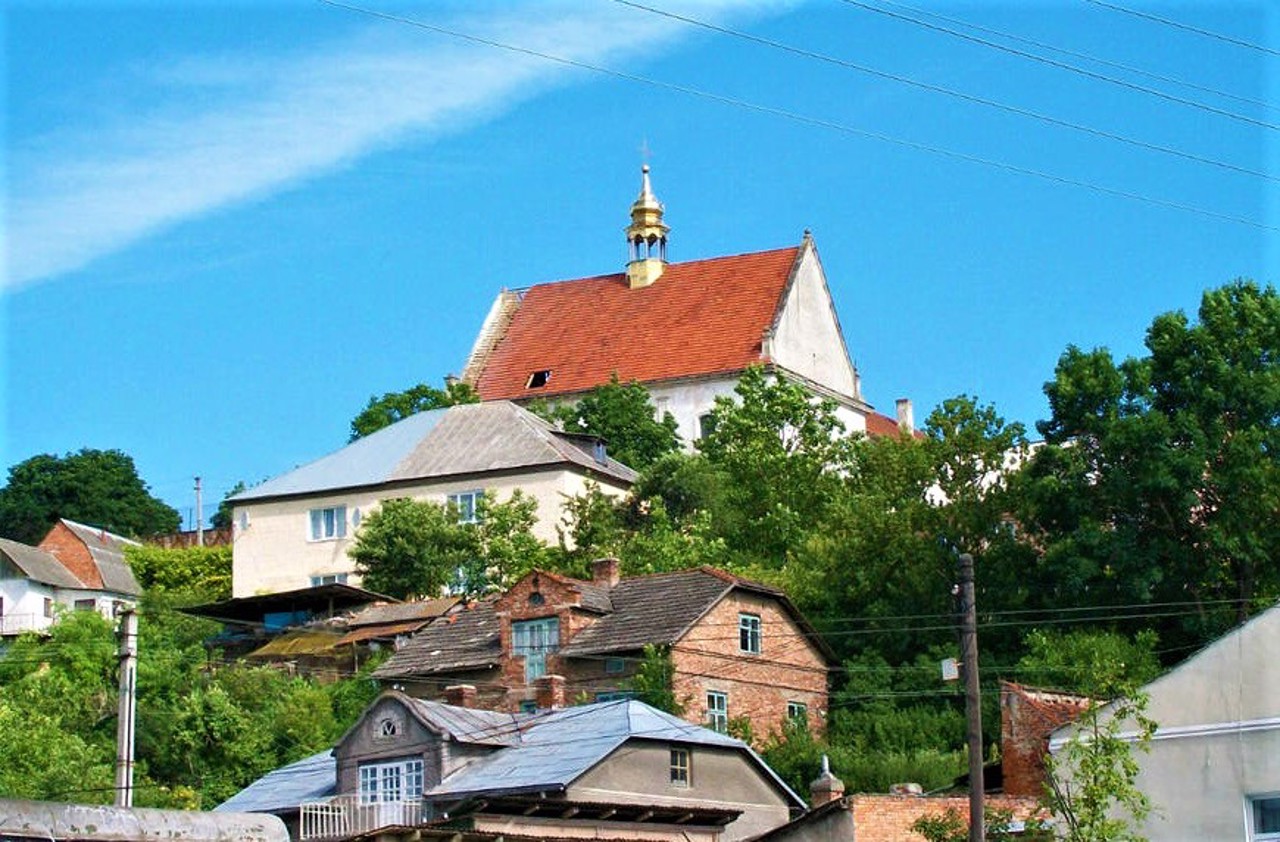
xmin=472 ymin=247 xmax=801 ymax=400
xmin=864 ymin=411 xmax=926 ymax=440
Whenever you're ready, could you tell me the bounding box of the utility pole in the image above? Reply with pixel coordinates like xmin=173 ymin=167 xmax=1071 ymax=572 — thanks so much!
xmin=114 ymin=608 xmax=138 ymax=807
xmin=958 ymin=553 xmax=984 ymax=842
xmin=194 ymin=476 xmax=204 ymax=546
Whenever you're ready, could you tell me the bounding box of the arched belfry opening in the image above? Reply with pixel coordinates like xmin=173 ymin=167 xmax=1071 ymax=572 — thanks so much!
xmin=625 ymin=164 xmax=669 ymax=289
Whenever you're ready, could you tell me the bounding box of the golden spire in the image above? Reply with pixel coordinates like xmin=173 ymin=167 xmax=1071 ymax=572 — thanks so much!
xmin=625 ymin=164 xmax=669 ymax=289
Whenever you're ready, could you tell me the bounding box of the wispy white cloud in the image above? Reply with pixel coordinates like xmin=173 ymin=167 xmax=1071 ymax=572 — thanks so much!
xmin=5 ymin=1 xmax=780 ymax=292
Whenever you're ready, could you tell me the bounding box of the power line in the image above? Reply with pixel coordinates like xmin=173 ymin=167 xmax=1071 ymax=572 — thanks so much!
xmin=612 ymin=0 xmax=1278 ymax=183
xmin=877 ymin=0 xmax=1278 ymax=114
xmin=317 ymin=0 xmax=1278 ymax=233
xmin=843 ymin=0 xmax=1280 ymax=132
xmin=1083 ymin=0 xmax=1280 ymax=58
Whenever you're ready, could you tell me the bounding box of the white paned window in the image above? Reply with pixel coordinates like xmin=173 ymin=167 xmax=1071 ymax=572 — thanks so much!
xmin=706 ymin=691 xmax=728 ymax=733
xmin=358 ymin=758 xmax=424 ymax=804
xmin=787 ymin=701 xmax=808 ymax=724
xmin=310 ymin=573 xmax=349 ymax=587
xmin=512 ymin=617 xmax=559 ymax=682
xmin=309 ymin=506 xmax=347 ymax=541
xmin=739 ymin=613 xmax=761 ymax=654
xmin=1251 ymin=795 xmax=1280 ymax=841
xmin=670 ymin=748 xmax=690 ymax=787
xmin=447 ymin=491 xmax=482 ymax=524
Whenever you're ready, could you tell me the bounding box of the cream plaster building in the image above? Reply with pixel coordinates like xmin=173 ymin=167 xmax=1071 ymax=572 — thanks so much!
xmin=462 ymin=166 xmax=912 ymax=443
xmin=229 ymin=401 xmax=636 ymax=597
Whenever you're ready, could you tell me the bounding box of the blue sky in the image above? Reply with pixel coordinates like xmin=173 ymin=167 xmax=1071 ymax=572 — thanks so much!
xmin=3 ymin=0 xmax=1276 ymax=527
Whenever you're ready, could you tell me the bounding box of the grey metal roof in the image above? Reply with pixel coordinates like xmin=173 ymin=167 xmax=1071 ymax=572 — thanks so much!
xmin=59 ymin=519 xmax=143 ymax=595
xmin=348 ymin=598 xmax=459 ymax=628
xmin=0 ymin=538 xmax=85 ymax=589
xmin=231 ymin=402 xmax=637 ymax=504
xmin=215 ymin=751 xmax=336 ymax=814
xmin=403 ymin=696 xmax=525 ymax=746
xmin=374 ymin=600 xmax=501 ymax=679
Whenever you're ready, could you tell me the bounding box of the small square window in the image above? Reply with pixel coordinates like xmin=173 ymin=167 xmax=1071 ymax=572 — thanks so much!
xmin=519 ymin=700 xmax=538 ymax=713
xmin=669 ymin=747 xmax=690 ymax=787
xmin=74 ymin=598 xmax=96 ymax=612
xmin=787 ymin=701 xmax=808 ymax=724
xmin=1251 ymin=795 xmax=1280 ymax=840
xmin=739 ymin=613 xmax=761 ymax=654
xmin=706 ymin=691 xmax=728 ymax=733
xmin=309 ymin=506 xmax=347 ymax=541
xmin=604 ymin=657 xmax=626 ymax=675
xmin=447 ymin=490 xmax=483 ymax=524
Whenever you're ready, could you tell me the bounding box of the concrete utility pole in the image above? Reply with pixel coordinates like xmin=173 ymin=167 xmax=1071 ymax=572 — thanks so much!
xmin=194 ymin=476 xmax=204 ymax=546
xmin=958 ymin=553 xmax=984 ymax=842
xmin=114 ymin=609 xmax=138 ymax=807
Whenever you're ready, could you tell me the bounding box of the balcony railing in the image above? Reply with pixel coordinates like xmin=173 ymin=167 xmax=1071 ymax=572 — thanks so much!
xmin=300 ymin=795 xmax=424 ymax=841
xmin=0 ymin=614 xmax=48 ymax=636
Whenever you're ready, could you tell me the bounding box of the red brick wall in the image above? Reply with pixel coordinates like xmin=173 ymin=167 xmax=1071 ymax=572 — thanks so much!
xmin=849 ymin=794 xmax=1041 ymax=842
xmin=671 ymin=589 xmax=829 ymax=743
xmin=1001 ymin=684 xmax=1091 ymax=798
xmin=38 ymin=522 xmax=101 ymax=588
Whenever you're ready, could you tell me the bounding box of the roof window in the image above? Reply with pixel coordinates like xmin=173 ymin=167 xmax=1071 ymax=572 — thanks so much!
xmin=527 ymin=370 xmax=551 ymax=389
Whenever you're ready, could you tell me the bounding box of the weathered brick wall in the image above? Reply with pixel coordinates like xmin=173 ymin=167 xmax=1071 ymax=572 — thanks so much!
xmin=1001 ymin=683 xmax=1091 ymax=798
xmin=671 ymin=589 xmax=828 ymax=742
xmin=849 ymin=794 xmax=1041 ymax=842
xmin=38 ymin=522 xmax=101 ymax=588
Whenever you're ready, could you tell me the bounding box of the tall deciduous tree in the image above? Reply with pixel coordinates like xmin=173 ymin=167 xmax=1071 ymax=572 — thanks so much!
xmin=0 ymin=448 xmax=180 ymax=544
xmin=1020 ymin=280 xmax=1280 ymax=638
xmin=348 ymin=379 xmax=478 ymax=442
xmin=545 ymin=375 xmax=681 ymax=470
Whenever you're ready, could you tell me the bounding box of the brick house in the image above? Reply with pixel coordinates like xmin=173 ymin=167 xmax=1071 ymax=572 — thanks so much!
xmin=374 ymin=559 xmax=834 ymax=741
xmin=1000 ymin=682 xmax=1091 ymax=798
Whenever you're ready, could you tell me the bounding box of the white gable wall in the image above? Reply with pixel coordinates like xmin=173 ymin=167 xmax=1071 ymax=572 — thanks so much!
xmin=769 ymin=244 xmax=859 ymax=402
xmin=0 ymin=578 xmax=132 ymax=636
xmin=232 ymin=468 xmax=630 ymax=597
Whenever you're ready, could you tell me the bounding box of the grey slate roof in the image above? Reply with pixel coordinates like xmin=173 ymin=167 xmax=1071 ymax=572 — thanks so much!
xmin=59 ymin=519 xmax=142 ymax=596
xmin=374 ymin=600 xmax=502 ymax=678
xmin=348 ymin=598 xmax=459 ymax=628
xmin=231 ymin=402 xmax=637 ymax=504
xmin=0 ymin=538 xmax=85 ymax=589
xmin=215 ymin=751 xmax=336 ymax=814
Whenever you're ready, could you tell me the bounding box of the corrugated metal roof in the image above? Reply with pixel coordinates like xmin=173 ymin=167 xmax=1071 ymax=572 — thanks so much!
xmin=216 ymin=751 xmax=335 ymax=814
xmin=59 ymin=519 xmax=142 ymax=595
xmin=231 ymin=402 xmax=636 ymax=504
xmin=0 ymin=538 xmax=85 ymax=589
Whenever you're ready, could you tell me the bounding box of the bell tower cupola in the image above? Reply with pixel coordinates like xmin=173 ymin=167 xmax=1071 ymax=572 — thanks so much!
xmin=625 ymin=164 xmax=669 ymax=289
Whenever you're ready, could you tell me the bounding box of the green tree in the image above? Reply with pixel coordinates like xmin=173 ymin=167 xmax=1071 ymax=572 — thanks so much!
xmin=126 ymin=545 xmax=232 ymax=601
xmin=626 ymin=644 xmax=684 ymax=715
xmin=350 ymin=492 xmax=548 ymax=599
xmin=1014 ymin=629 xmax=1161 ymax=698
xmin=546 ymin=375 xmax=681 ymax=470
xmin=210 ymin=481 xmax=247 ymax=530
xmin=348 ymin=379 xmax=478 ymax=442
xmin=1020 ymin=280 xmax=1280 ymax=641
xmin=0 ymin=448 xmax=180 ymax=544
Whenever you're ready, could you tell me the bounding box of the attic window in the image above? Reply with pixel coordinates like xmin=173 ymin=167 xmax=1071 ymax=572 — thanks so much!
xmin=527 ymin=370 xmax=552 ymax=389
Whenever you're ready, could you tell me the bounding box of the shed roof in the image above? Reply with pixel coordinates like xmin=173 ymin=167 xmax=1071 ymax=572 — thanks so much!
xmin=469 ymin=247 xmax=801 ymax=401
xmin=231 ymin=402 xmax=636 ymax=504
xmin=0 ymin=538 xmax=85 ymax=589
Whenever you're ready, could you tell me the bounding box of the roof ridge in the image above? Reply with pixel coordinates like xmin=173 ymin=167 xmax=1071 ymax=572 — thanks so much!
xmin=524 ymin=245 xmax=801 ymax=291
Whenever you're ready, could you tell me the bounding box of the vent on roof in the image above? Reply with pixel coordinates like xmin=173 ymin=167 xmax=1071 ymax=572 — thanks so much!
xmin=527 ymin=370 xmax=551 ymax=389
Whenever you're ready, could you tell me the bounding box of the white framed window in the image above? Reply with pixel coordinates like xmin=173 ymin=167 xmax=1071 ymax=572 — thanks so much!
xmin=1250 ymin=794 xmax=1280 ymax=841
xmin=739 ymin=613 xmax=761 ymax=654
xmin=309 ymin=506 xmax=347 ymax=541
xmin=706 ymin=691 xmax=728 ymax=733
xmin=358 ymin=758 xmax=424 ymax=804
xmin=669 ymin=747 xmax=690 ymax=787
xmin=512 ymin=617 xmax=559 ymax=682
xmin=447 ymin=490 xmax=482 ymax=524
xmin=787 ymin=701 xmax=808 ymax=724
xmin=311 ymin=573 xmax=349 ymax=587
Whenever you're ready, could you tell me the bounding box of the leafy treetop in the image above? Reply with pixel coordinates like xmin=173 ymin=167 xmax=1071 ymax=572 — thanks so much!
xmin=349 ymin=379 xmax=478 ymax=442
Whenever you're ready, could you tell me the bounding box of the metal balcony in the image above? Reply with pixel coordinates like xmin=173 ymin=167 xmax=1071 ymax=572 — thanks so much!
xmin=299 ymin=795 xmax=424 ymax=841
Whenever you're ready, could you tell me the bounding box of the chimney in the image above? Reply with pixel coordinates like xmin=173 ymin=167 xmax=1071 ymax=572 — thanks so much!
xmin=809 ymin=755 xmax=845 ymax=807
xmin=592 ymin=557 xmax=621 ymax=588
xmin=444 ymin=684 xmax=477 ymax=708
xmin=895 ymin=398 xmax=914 ymax=433
xmin=534 ymin=675 xmax=566 ymax=710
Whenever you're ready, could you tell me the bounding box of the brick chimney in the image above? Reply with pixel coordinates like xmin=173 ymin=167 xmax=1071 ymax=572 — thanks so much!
xmin=592 ymin=557 xmax=621 ymax=588
xmin=534 ymin=675 xmax=566 ymax=710
xmin=809 ymin=755 xmax=845 ymax=807
xmin=895 ymin=398 xmax=914 ymax=433
xmin=443 ymin=684 xmax=477 ymax=708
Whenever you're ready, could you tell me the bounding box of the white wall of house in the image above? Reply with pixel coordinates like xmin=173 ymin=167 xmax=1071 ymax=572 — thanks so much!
xmin=0 ymin=578 xmax=132 ymax=636
xmin=1051 ymin=605 xmax=1280 ymax=841
xmin=770 ymin=245 xmax=860 ymax=402
xmin=231 ymin=469 xmax=630 ymax=597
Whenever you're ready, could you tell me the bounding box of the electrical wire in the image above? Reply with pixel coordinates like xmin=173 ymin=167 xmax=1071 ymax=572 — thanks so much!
xmin=316 ymin=0 xmax=1278 ymax=233
xmin=612 ymin=0 xmax=1280 ymax=183
xmin=843 ymin=0 xmax=1280 ymax=132
xmin=1082 ymin=0 xmax=1280 ymax=59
